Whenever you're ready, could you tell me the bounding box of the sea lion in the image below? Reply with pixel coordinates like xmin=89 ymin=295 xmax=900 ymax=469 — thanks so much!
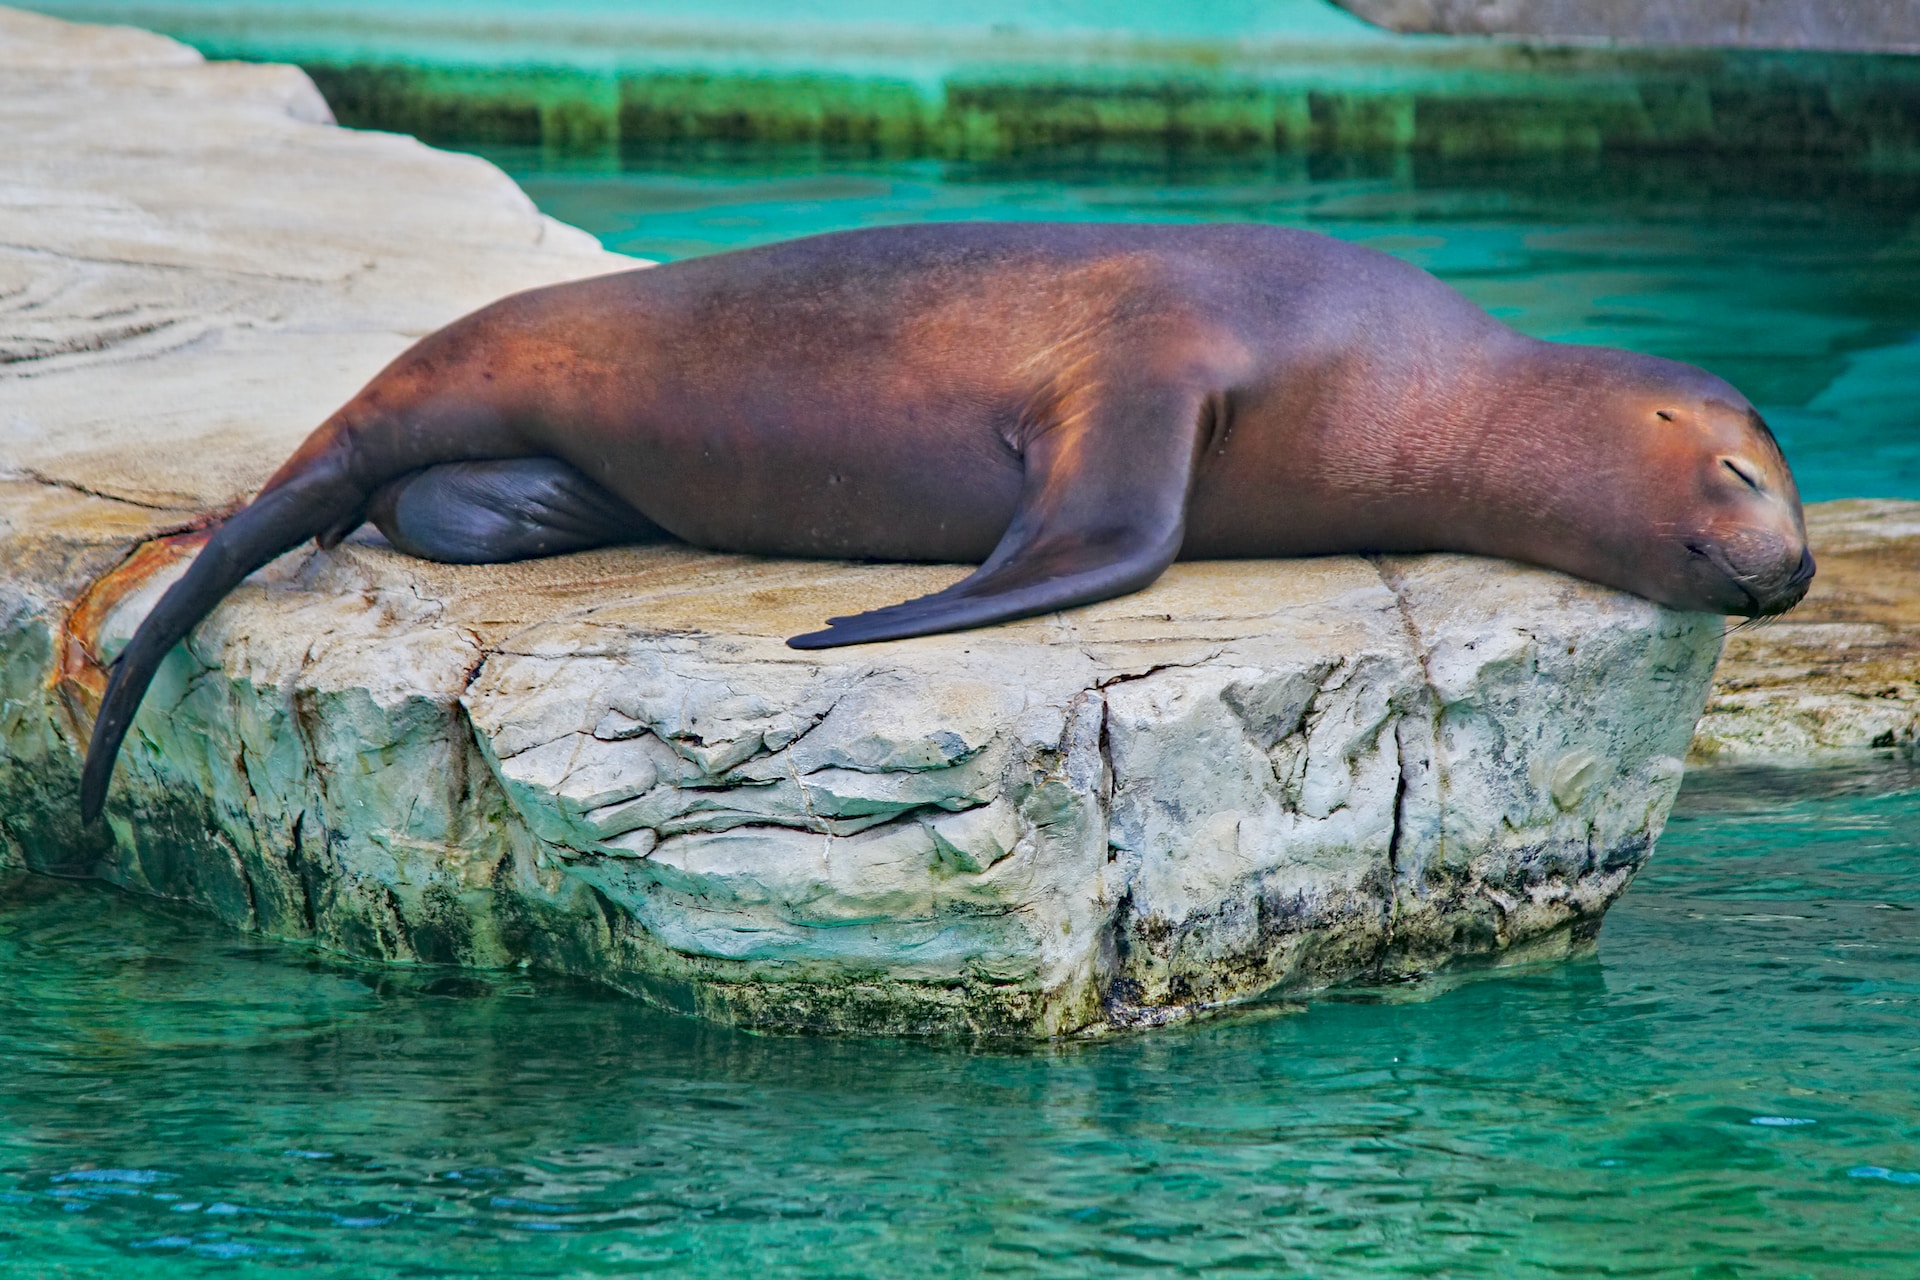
xmin=79 ymin=222 xmax=1813 ymax=822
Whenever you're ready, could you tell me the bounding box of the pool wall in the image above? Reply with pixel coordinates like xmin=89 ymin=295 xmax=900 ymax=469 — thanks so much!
xmin=17 ymin=0 xmax=1920 ymax=160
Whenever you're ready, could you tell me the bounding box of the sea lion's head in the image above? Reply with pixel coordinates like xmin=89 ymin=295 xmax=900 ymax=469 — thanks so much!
xmin=1545 ymin=349 xmax=1813 ymax=617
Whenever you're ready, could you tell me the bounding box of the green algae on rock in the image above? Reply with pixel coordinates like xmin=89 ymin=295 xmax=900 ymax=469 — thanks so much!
xmin=19 ymin=0 xmax=1920 ymax=160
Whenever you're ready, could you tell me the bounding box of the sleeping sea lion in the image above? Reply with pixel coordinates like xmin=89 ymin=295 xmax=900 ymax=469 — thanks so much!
xmin=79 ymin=222 xmax=1813 ymax=822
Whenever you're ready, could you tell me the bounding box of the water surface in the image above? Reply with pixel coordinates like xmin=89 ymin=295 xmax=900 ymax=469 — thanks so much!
xmin=2 ymin=768 xmax=1917 ymax=1276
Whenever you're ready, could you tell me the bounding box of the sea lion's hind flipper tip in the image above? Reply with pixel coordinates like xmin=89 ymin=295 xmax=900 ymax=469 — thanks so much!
xmin=76 ymin=458 xmax=363 ymax=822
xmin=79 ymin=779 xmax=106 ymax=827
xmin=78 ymin=669 xmax=135 ymax=825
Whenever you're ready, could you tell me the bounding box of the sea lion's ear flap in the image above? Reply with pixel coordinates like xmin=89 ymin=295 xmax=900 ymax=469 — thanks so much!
xmin=788 ymin=381 xmax=1207 ymax=649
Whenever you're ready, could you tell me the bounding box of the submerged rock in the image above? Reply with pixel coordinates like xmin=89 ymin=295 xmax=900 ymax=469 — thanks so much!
xmin=0 ymin=7 xmax=1728 ymax=1034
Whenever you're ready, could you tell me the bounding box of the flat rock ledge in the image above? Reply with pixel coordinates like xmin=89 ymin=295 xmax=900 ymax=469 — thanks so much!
xmin=1691 ymin=500 xmax=1920 ymax=766
xmin=22 ymin=543 xmax=1721 ymax=1035
xmin=0 ymin=7 xmax=1729 ymax=1035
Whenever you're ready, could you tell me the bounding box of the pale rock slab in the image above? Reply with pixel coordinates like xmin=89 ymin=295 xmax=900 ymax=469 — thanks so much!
xmin=1692 ymin=500 xmax=1920 ymax=764
xmin=36 ymin=539 xmax=1719 ymax=1034
xmin=1330 ymin=0 xmax=1920 ymax=55
xmin=0 ymin=7 xmax=1727 ymax=1034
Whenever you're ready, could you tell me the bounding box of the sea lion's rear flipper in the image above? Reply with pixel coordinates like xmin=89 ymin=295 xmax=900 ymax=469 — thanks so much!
xmin=80 ymin=451 xmax=366 ymax=823
xmin=788 ymin=381 xmax=1208 ymax=649
xmin=368 ymin=459 xmax=668 ymax=564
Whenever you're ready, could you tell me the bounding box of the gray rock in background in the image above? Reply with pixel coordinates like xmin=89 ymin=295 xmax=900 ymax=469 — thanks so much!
xmin=0 ymin=6 xmax=1726 ymax=1035
xmin=1331 ymin=0 xmax=1920 ymax=54
xmin=1693 ymin=500 xmax=1920 ymax=764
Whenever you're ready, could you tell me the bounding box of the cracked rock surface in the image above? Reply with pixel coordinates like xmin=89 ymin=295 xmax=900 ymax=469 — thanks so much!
xmin=42 ymin=542 xmax=1720 ymax=1035
xmin=0 ymin=7 xmax=1729 ymax=1034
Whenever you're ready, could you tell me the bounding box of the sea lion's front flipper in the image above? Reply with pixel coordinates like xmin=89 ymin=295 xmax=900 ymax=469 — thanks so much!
xmin=788 ymin=381 xmax=1209 ymax=649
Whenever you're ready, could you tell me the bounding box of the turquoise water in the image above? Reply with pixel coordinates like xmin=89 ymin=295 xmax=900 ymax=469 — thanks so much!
xmin=8 ymin=39 xmax=1920 ymax=1273
xmin=485 ymin=145 xmax=1920 ymax=503
xmin=2 ymin=767 xmax=1917 ymax=1276
xmin=23 ymin=0 xmax=1386 ymax=47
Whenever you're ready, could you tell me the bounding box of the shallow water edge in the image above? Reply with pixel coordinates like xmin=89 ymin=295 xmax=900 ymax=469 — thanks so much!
xmin=2 ymin=762 xmax=1916 ymax=1276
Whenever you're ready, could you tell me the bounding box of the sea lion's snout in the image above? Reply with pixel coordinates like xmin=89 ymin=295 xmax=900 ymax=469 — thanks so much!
xmin=1774 ymin=545 xmax=1818 ymax=612
xmin=1676 ymin=433 xmax=1813 ymax=617
xmin=1584 ymin=366 xmax=1816 ymax=619
xmin=1688 ymin=533 xmax=1814 ymax=617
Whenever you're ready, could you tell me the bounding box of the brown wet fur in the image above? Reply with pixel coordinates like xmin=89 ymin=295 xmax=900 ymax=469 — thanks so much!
xmin=82 ymin=223 xmax=1813 ymax=820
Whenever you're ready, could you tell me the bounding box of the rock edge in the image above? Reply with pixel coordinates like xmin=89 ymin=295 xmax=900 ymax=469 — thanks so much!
xmin=0 ymin=6 xmax=1739 ymax=1035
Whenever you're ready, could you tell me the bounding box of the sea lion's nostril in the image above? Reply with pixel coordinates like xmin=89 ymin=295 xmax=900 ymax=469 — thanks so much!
xmin=1790 ymin=547 xmax=1815 ymax=589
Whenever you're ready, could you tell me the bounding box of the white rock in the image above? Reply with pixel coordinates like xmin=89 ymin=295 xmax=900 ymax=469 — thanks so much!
xmin=0 ymin=7 xmax=1726 ymax=1035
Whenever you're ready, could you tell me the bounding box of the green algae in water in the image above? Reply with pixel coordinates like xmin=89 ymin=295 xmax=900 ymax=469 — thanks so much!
xmin=481 ymin=144 xmax=1920 ymax=504
xmin=2 ymin=769 xmax=1918 ymax=1276
xmin=25 ymin=0 xmax=1920 ymax=161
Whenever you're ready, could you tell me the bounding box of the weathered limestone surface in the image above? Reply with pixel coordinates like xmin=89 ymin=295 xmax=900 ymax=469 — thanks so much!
xmin=1 ymin=8 xmax=1731 ymax=1034
xmin=44 ymin=541 xmax=1720 ymax=1034
xmin=0 ymin=6 xmax=622 ymax=513
xmin=1331 ymin=0 xmax=1920 ymax=54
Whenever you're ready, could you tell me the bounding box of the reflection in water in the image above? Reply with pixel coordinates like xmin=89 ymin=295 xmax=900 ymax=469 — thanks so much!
xmin=2 ymin=773 xmax=1917 ymax=1275
xmin=484 ymin=144 xmax=1920 ymax=504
